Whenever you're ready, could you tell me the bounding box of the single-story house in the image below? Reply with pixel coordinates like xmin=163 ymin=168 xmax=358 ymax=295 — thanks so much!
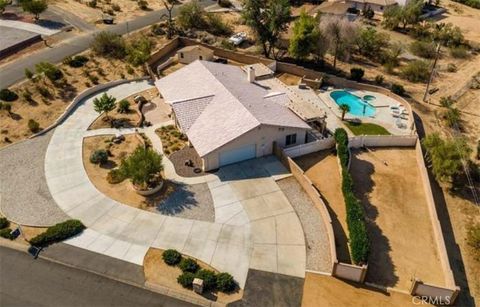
xmin=345 ymin=0 xmax=397 ymax=13
xmin=155 ymin=60 xmax=311 ymax=171
xmin=177 ymin=45 xmax=214 ymax=64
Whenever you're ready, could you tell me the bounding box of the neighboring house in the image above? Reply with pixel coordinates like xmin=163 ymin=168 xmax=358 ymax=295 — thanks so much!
xmin=312 ymin=0 xmax=397 ymax=15
xmin=345 ymin=0 xmax=397 ymax=13
xmin=177 ymin=45 xmax=214 ymax=64
xmin=155 ymin=60 xmax=311 ymax=171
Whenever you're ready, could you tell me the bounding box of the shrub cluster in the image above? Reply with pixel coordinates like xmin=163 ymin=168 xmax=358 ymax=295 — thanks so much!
xmin=177 ymin=1 xmax=232 ymax=36
xmin=162 ymin=249 xmax=182 ymax=265
xmin=177 ymin=272 xmax=195 ymax=288
xmin=0 ymin=89 xmax=18 ymax=102
xmin=29 ymin=219 xmax=85 ymax=247
xmin=409 ymin=41 xmax=436 ymax=59
xmin=391 ymin=83 xmax=405 ymax=96
xmin=400 ymin=60 xmax=430 ymax=83
xmin=0 ymin=228 xmax=15 ymax=240
xmin=35 ymin=62 xmax=63 ymax=81
xmin=63 ymin=55 xmax=89 ymax=68
xmin=28 ymin=119 xmax=40 ymax=133
xmin=90 ymin=149 xmax=109 ymax=164
xmin=350 ymin=68 xmax=364 ymax=82
xmin=179 ymin=257 xmax=199 ymax=273
xmin=334 ymin=128 xmax=369 ymax=265
xmin=0 ymin=217 xmax=9 ymax=229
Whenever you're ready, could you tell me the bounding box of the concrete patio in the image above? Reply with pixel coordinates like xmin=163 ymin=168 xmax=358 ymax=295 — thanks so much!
xmin=42 ymin=80 xmax=308 ymax=288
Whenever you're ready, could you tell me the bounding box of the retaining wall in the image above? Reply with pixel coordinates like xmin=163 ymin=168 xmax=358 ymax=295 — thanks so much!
xmin=332 ymin=261 xmax=368 ymax=283
xmin=348 ymin=135 xmax=418 ymax=148
xmin=410 ymin=279 xmax=460 ymax=305
xmin=31 ymin=77 xmax=150 ymax=138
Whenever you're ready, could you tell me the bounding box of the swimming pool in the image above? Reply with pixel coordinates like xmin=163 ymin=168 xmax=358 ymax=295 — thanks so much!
xmin=330 ymin=91 xmax=376 ymax=117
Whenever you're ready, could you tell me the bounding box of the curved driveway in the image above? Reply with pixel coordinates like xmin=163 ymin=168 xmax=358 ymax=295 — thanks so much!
xmin=44 ymin=80 xmax=306 ymax=287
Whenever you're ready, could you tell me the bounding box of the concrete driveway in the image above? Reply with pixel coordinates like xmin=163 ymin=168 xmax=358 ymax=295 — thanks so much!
xmin=42 ymin=81 xmax=306 ymax=288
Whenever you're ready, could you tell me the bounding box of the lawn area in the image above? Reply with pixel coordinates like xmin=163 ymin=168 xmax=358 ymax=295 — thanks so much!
xmin=345 ymin=122 xmax=391 ymax=136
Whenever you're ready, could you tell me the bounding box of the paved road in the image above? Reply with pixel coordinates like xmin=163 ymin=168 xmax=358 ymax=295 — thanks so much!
xmin=0 ymin=246 xmax=195 ymax=307
xmin=0 ymin=0 xmax=216 ymax=89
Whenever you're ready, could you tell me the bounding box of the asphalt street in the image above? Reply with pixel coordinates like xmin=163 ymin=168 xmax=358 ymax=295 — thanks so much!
xmin=0 ymin=246 xmax=196 ymax=307
xmin=0 ymin=0 xmax=216 ymax=89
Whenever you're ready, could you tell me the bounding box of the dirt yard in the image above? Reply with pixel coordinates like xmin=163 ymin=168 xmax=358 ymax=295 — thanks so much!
xmin=302 ymin=273 xmax=425 ymax=307
xmin=350 ymin=148 xmax=445 ymax=290
xmin=143 ymin=248 xmax=243 ymax=304
xmin=83 ymin=134 xmax=175 ymax=209
xmin=295 ymin=150 xmax=351 ymax=264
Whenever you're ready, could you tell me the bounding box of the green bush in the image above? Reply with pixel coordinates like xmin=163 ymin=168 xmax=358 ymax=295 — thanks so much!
xmin=92 ymin=31 xmax=127 ymax=59
xmin=35 ymin=62 xmax=63 ymax=81
xmin=179 ymin=258 xmax=199 ymax=273
xmin=120 ymin=146 xmax=163 ymax=188
xmin=216 ymin=272 xmax=235 ymax=292
xmin=350 ymin=68 xmax=364 ymax=82
xmin=90 ymin=149 xmax=108 ymax=164
xmin=162 ymin=249 xmax=182 ymax=266
xmin=0 ymin=228 xmax=14 ymax=240
xmin=195 ymin=269 xmax=217 ymax=291
xmin=63 ymin=55 xmax=89 ymax=68
xmin=334 ymin=128 xmax=369 ymax=265
xmin=467 ymin=223 xmax=480 ymax=260
xmin=138 ymin=0 xmax=148 ymax=10
xmin=409 ymin=41 xmax=436 ymax=59
xmin=391 ymin=83 xmax=405 ymax=96
xmin=29 ymin=220 xmax=85 ymax=247
xmin=107 ymin=169 xmax=126 ymax=184
xmin=36 ymin=85 xmax=51 ymax=98
xmin=126 ymin=36 xmax=154 ymax=66
xmin=205 ymin=12 xmax=233 ymax=36
xmin=400 ymin=60 xmax=430 ymax=83
xmin=25 ymin=68 xmax=34 ymax=79
xmin=0 ymin=217 xmax=9 ymax=229
xmin=449 ymin=46 xmax=468 ymax=59
xmin=0 ymin=89 xmax=18 ymax=102
xmin=28 ymin=119 xmax=40 ymax=133
xmin=117 ymin=99 xmax=130 ymax=113
xmin=177 ymin=272 xmax=195 ymax=288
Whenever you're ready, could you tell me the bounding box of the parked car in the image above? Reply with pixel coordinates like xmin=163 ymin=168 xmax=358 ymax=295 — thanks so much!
xmin=228 ymin=32 xmax=247 ymax=46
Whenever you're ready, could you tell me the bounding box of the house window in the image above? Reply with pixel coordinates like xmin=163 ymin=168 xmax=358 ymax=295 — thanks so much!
xmin=199 ymin=55 xmax=203 ymax=60
xmin=180 ymin=52 xmax=184 ymax=58
xmin=286 ymin=134 xmax=297 ymax=146
xmin=278 ymin=127 xmax=285 ymax=131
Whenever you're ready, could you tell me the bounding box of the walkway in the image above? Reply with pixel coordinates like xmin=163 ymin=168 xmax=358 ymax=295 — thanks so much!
xmin=43 ymin=80 xmax=306 ymax=288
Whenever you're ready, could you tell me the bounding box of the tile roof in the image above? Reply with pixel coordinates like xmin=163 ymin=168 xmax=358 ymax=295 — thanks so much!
xmin=155 ymin=60 xmax=310 ymax=157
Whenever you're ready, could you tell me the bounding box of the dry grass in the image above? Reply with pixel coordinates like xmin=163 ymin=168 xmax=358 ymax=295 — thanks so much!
xmin=155 ymin=125 xmax=188 ymax=156
xmin=143 ymin=248 xmax=243 ymax=304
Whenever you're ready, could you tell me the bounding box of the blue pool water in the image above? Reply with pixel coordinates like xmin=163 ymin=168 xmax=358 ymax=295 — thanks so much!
xmin=330 ymin=91 xmax=376 ymax=117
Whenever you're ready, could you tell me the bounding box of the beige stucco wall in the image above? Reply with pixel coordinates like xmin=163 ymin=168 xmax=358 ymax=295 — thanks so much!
xmin=345 ymin=0 xmax=392 ymax=13
xmin=177 ymin=48 xmax=214 ymax=64
xmin=203 ymin=125 xmax=308 ymax=171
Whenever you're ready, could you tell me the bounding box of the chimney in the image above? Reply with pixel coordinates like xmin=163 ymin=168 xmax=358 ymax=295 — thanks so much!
xmin=247 ymin=66 xmax=255 ymax=83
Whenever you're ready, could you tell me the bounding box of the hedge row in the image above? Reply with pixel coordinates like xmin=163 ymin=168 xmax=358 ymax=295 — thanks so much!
xmin=29 ymin=219 xmax=85 ymax=247
xmin=334 ymin=128 xmax=369 ymax=265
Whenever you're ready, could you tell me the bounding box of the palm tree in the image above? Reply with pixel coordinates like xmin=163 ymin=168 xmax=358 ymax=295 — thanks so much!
xmin=339 ymin=104 xmax=350 ymax=120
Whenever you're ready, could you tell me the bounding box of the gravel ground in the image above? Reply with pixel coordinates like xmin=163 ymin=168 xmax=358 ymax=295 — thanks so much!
xmin=0 ymin=132 xmax=69 ymax=226
xmin=277 ymin=177 xmax=332 ymax=273
xmin=155 ymin=182 xmax=214 ymax=222
xmin=169 ymin=147 xmax=206 ymax=177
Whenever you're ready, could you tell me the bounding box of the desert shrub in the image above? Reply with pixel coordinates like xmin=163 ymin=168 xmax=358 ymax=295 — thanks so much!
xmin=126 ymin=66 xmax=135 ymax=75
xmin=117 ymin=99 xmax=130 ymax=113
xmin=92 ymin=31 xmax=127 ymax=59
xmin=177 ymin=0 xmax=205 ymax=29
xmin=111 ymin=3 xmax=120 ymax=11
xmin=447 ymin=63 xmax=457 ymax=72
xmin=0 ymin=102 xmax=12 ymax=112
xmin=162 ymin=249 xmax=182 ymax=265
xmin=25 ymin=68 xmax=34 ymax=79
xmin=391 ymin=83 xmax=405 ymax=96
xmin=334 ymin=128 xmax=369 ymax=265
xmin=440 ymin=96 xmax=454 ymax=107
xmin=195 ymin=269 xmax=217 ymax=291
xmin=90 ymin=149 xmax=108 ymax=164
xmin=88 ymin=0 xmax=96 ymax=8
xmin=30 ymin=220 xmax=85 ymax=247
xmin=120 ymin=146 xmax=163 ymax=188
xmin=220 ymin=39 xmax=236 ymax=50
xmin=36 ymin=85 xmax=51 ymax=98
xmin=401 ymin=60 xmax=430 ymax=83
xmin=444 ymin=107 xmax=461 ymax=128
xmin=409 ymin=41 xmax=436 ymax=58
xmin=22 ymin=90 xmax=33 ymax=102
xmin=63 ymin=55 xmax=89 ymax=68
xmin=374 ymin=74 xmax=384 ymax=85
xmin=107 ymin=169 xmax=126 ymax=184
xmin=35 ymin=62 xmax=63 ymax=81
xmin=216 ymin=272 xmax=235 ymax=292
xmin=468 ymin=223 xmax=480 ymax=252
xmin=88 ymin=74 xmax=99 ymax=84
xmin=177 ymin=272 xmax=195 ymax=288
xmin=350 ymin=68 xmax=364 ymax=82
xmin=205 ymin=13 xmax=232 ymax=36
xmin=450 ymin=46 xmax=468 ymax=58
xmin=28 ymin=119 xmax=40 ymax=133
xmin=138 ymin=0 xmax=148 ymax=10
xmin=0 ymin=89 xmax=18 ymax=102
xmin=179 ymin=258 xmax=199 ymax=273
xmin=218 ymin=0 xmax=232 ymax=8
xmin=126 ymin=36 xmax=154 ymax=66
xmin=0 ymin=228 xmax=14 ymax=240
xmin=0 ymin=217 xmax=9 ymax=229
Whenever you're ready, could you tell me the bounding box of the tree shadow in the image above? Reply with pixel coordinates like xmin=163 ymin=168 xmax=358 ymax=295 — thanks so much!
xmin=100 ymin=160 xmax=117 ymax=170
xmin=322 ymin=196 xmax=352 ymax=264
xmin=8 ymin=112 xmax=22 ymax=121
xmin=155 ymin=182 xmax=200 ymax=215
xmin=350 ymin=150 xmax=399 ymax=288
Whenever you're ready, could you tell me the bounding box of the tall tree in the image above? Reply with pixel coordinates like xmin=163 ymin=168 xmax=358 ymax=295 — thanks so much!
xmin=21 ymin=0 xmax=48 ymax=21
xmin=321 ymin=16 xmax=358 ymax=69
xmin=289 ymin=11 xmax=320 ymax=60
xmin=93 ymin=93 xmax=116 ymax=120
xmin=242 ymin=0 xmax=291 ymax=58
xmin=339 ymin=104 xmax=350 ymax=120
xmin=162 ymin=0 xmax=176 ymax=39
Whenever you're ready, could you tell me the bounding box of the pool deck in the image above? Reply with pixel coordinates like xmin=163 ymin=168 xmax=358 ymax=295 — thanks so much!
xmin=317 ymin=89 xmax=412 ymax=136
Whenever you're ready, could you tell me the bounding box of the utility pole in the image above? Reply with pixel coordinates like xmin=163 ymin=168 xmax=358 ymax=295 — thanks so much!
xmin=423 ymin=43 xmax=441 ymax=103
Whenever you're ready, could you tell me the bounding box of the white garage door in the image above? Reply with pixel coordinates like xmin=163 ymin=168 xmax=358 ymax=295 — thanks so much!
xmin=219 ymin=144 xmax=256 ymax=167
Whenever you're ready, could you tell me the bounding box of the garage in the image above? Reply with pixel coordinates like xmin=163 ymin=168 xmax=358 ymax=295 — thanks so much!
xmin=219 ymin=144 xmax=256 ymax=167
